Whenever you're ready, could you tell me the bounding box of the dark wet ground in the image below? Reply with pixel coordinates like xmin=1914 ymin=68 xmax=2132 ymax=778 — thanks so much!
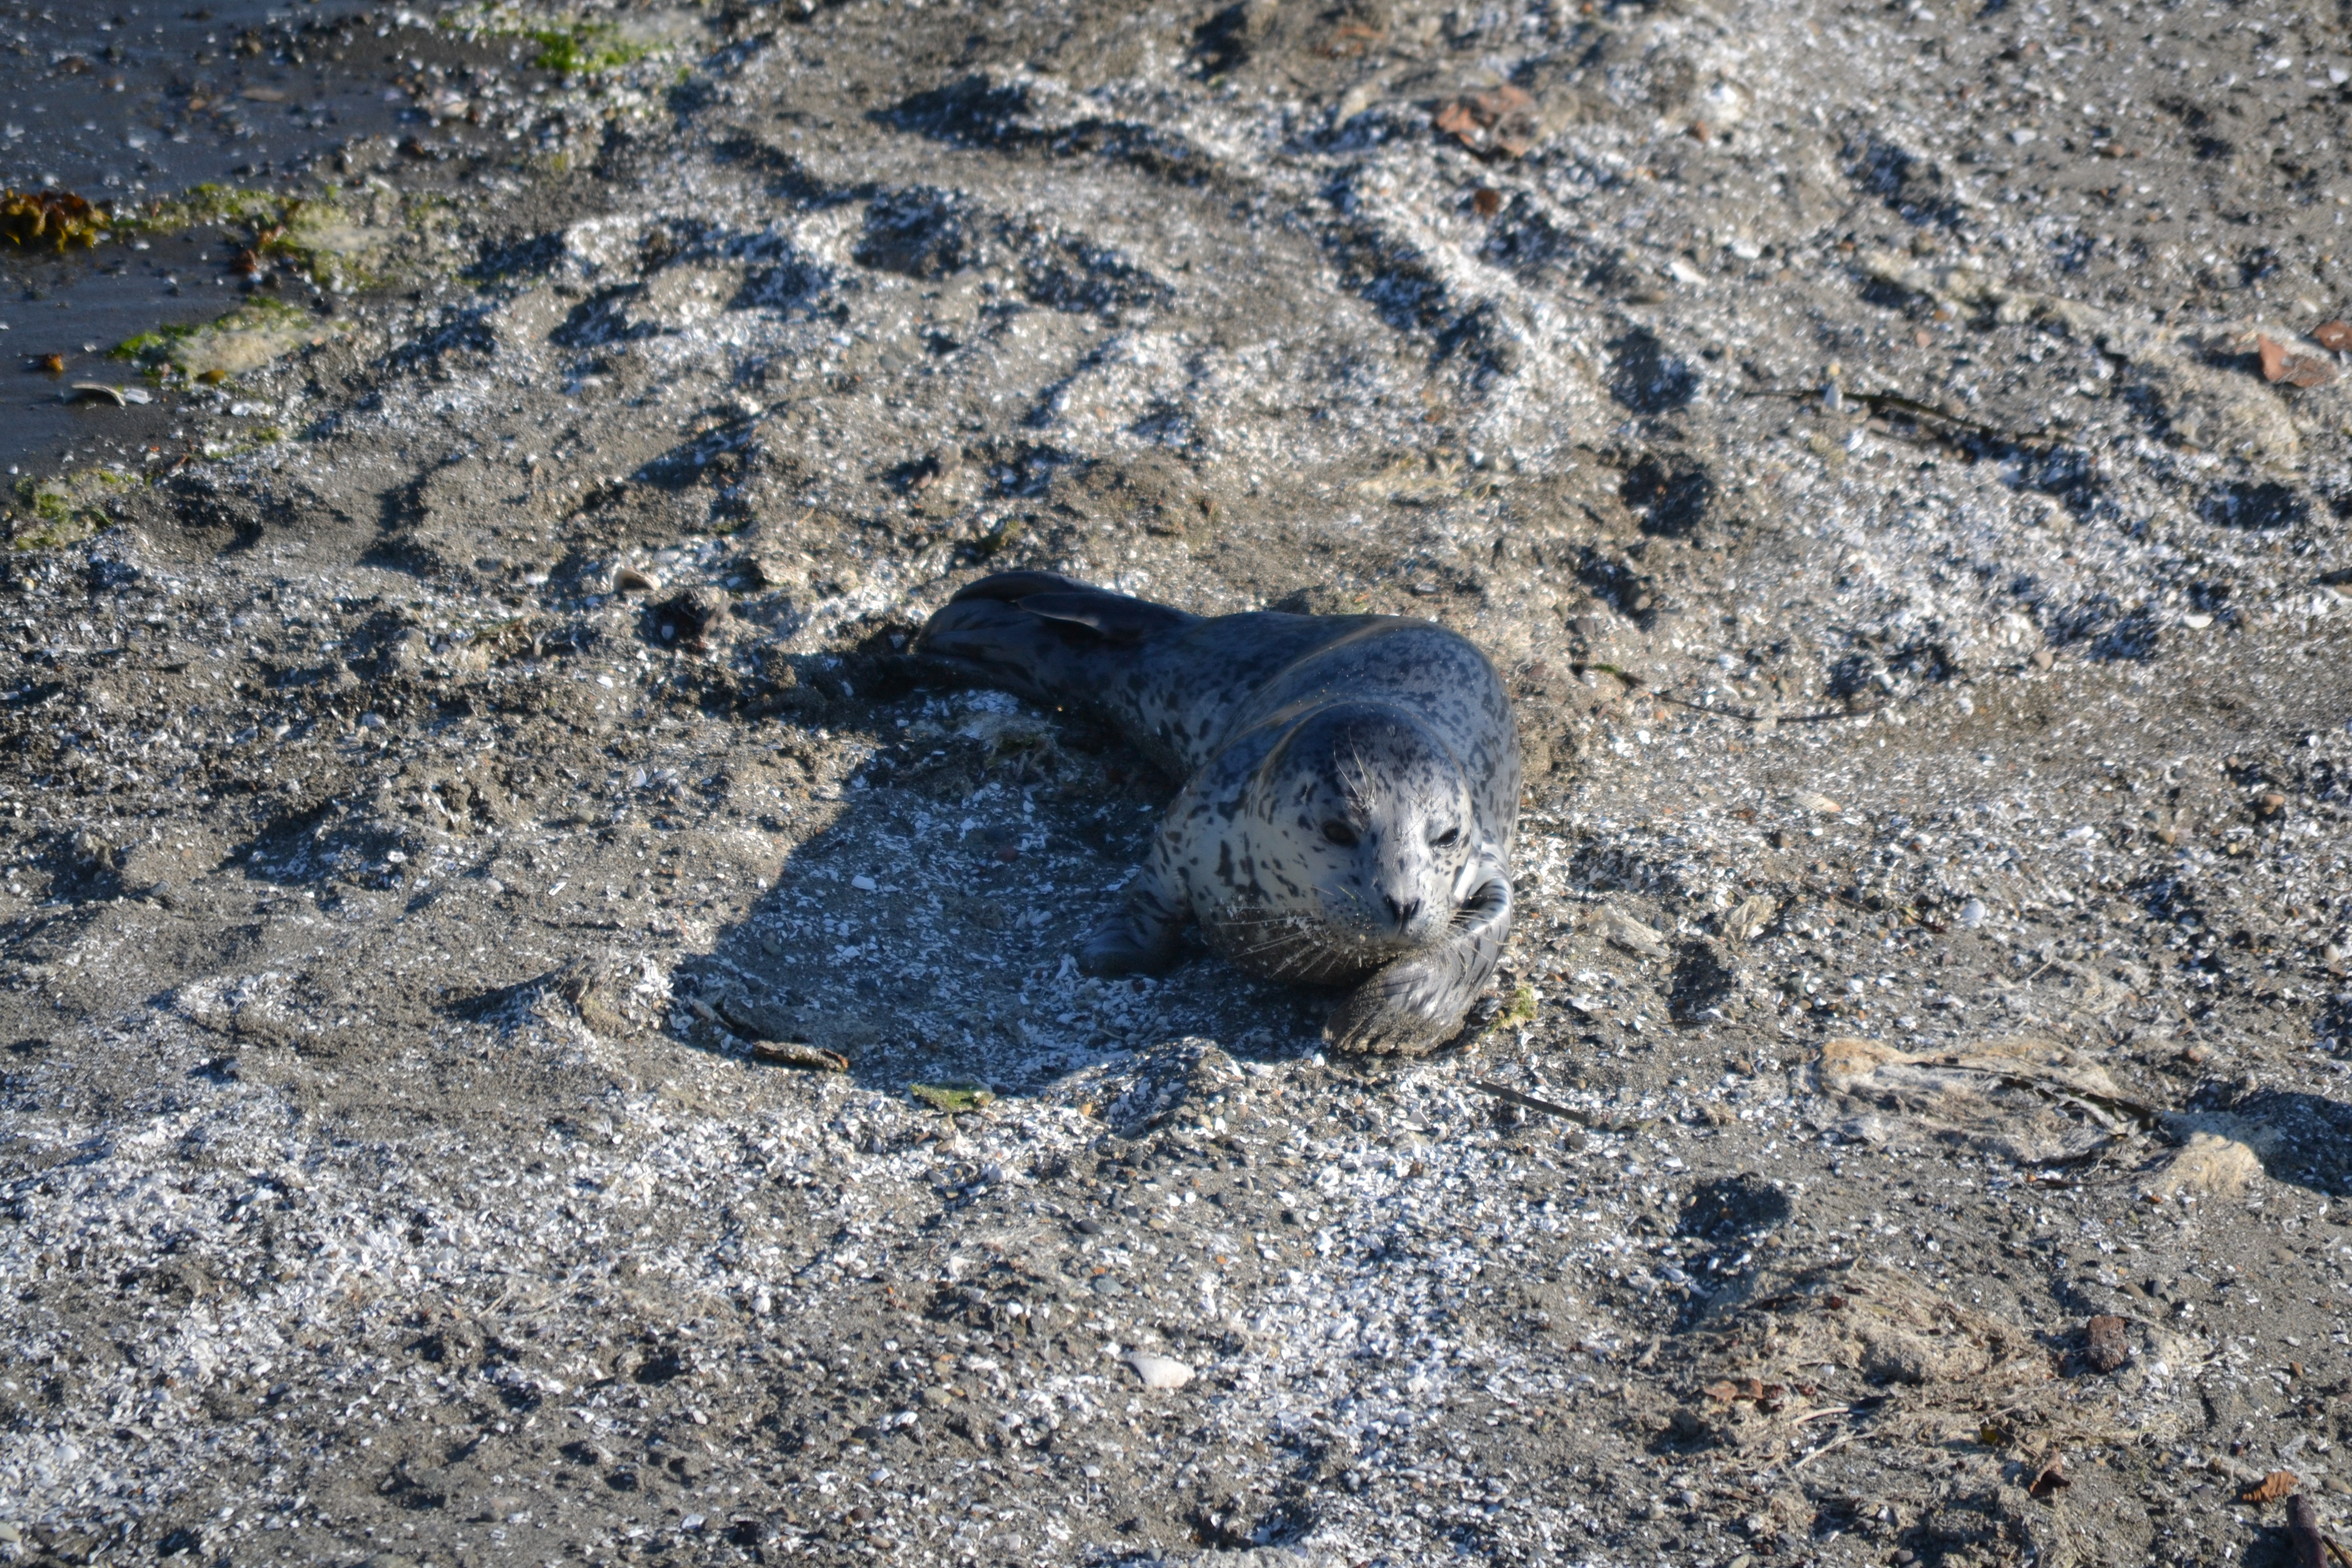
xmin=0 ymin=0 xmax=583 ymax=475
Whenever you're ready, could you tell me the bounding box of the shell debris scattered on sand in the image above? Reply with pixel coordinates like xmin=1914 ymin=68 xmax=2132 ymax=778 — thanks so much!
xmin=1 ymin=0 xmax=2349 ymax=1562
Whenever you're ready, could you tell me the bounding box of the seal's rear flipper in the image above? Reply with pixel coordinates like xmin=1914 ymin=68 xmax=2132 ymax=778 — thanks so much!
xmin=1014 ymin=591 xmax=1188 ymax=645
xmin=943 ymin=570 xmax=1096 ymax=604
xmin=916 ymin=573 xmax=1196 ymax=706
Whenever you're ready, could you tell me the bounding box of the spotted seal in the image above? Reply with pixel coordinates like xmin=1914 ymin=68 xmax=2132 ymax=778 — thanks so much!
xmin=915 ymin=571 xmax=1520 ymax=1055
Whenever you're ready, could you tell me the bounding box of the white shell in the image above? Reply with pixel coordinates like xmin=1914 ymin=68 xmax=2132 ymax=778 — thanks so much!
xmin=1125 ymin=1353 xmax=1193 ymax=1390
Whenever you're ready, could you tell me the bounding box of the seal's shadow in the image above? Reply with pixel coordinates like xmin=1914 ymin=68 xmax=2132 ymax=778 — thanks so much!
xmin=673 ymin=684 xmax=1330 ymax=1102
xmin=2220 ymin=1087 xmax=2352 ymax=1198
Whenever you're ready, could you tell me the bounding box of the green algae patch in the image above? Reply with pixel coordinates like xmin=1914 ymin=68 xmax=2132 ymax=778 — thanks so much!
xmin=115 ymin=297 xmax=342 ymax=383
xmin=9 ymin=469 xmax=137 ymax=551
xmin=438 ymin=4 xmax=672 ymax=73
xmin=527 ymin=21 xmax=654 ymax=72
xmin=260 ymin=200 xmax=388 ymax=290
xmin=120 ymin=184 xmax=284 ymax=234
xmin=1485 ymin=984 xmax=1539 ymax=1035
xmin=120 ymin=187 xmax=389 ymax=290
xmin=1 ymin=189 xmax=107 ymax=251
xmin=910 ymin=1082 xmax=997 ymax=1114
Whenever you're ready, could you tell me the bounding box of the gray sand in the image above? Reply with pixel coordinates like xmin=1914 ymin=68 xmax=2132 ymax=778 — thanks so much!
xmin=2 ymin=1 xmax=2350 ymax=1564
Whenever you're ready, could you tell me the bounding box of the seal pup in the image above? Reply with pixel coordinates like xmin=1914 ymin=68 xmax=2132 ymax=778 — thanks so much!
xmin=915 ymin=571 xmax=1520 ymax=1055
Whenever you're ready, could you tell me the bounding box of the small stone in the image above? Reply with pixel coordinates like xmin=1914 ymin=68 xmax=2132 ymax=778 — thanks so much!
xmin=1126 ymin=1352 xmax=1193 ymax=1390
xmin=2031 ymin=647 xmax=2055 ymax=671
xmin=2082 ymin=1313 xmax=2132 ymax=1373
xmin=2314 ymin=319 xmax=2352 ymax=352
xmin=1956 ymin=898 xmax=1988 ymax=928
xmin=1791 ymin=790 xmax=1841 ymax=815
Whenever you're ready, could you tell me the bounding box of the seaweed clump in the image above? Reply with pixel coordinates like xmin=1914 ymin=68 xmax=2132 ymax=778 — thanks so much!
xmin=0 ymin=189 xmax=106 ymax=251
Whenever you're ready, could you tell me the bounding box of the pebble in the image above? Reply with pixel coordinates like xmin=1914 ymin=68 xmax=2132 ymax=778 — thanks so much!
xmin=2083 ymin=1314 xmax=2132 ymax=1373
xmin=1600 ymin=909 xmax=1670 ymax=960
xmin=1791 ymin=791 xmax=1841 ymax=815
xmin=1126 ymin=1353 xmax=1193 ymax=1390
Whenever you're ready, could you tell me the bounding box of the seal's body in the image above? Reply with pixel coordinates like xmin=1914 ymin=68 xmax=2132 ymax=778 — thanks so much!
xmin=916 ymin=571 xmax=1520 ymax=1055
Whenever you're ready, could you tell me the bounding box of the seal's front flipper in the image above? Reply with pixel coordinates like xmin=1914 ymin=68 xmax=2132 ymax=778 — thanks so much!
xmin=1323 ymin=873 xmax=1511 ymax=1056
xmin=1079 ymin=849 xmax=1188 ymax=977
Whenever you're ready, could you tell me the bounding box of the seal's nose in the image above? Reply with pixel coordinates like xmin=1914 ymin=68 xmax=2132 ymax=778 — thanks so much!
xmin=1384 ymin=894 xmax=1420 ymax=929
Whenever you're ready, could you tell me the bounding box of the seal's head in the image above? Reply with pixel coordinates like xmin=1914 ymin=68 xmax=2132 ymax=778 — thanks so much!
xmin=1215 ymin=703 xmax=1478 ymax=983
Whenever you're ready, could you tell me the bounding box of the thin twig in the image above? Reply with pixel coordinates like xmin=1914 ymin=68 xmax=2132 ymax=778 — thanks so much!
xmin=1653 ymin=691 xmax=1849 ymax=725
xmin=1800 ymin=878 xmax=1872 ymax=913
xmin=1789 ymin=1405 xmax=1852 ymax=1426
xmin=2322 ymin=1528 xmax=2352 ymax=1568
xmin=1793 ymin=1429 xmax=1858 ymax=1471
xmin=1468 ymin=1080 xmax=1595 ymax=1127
xmin=1748 ymin=384 xmax=2060 ymax=449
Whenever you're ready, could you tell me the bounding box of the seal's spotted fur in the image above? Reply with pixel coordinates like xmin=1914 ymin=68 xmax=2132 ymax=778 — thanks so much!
xmin=917 ymin=571 xmax=1520 ymax=1055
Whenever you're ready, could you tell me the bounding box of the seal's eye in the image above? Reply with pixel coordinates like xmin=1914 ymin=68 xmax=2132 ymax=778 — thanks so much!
xmin=1321 ymin=820 xmax=1359 ymax=847
xmin=1432 ymin=825 xmax=1461 ymax=848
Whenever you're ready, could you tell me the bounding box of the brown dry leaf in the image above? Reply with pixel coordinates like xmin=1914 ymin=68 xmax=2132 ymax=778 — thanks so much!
xmin=1702 ymin=1379 xmax=1741 ymax=1402
xmin=1433 ymin=85 xmax=1539 ymax=158
xmin=2241 ymin=1470 xmax=2299 ymax=1505
xmin=2028 ymin=1454 xmax=2070 ymax=1500
xmin=2258 ymin=333 xmax=2338 ymax=388
xmin=1434 ymin=100 xmax=1482 ymax=139
xmin=2314 ymin=319 xmax=2352 ymax=351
